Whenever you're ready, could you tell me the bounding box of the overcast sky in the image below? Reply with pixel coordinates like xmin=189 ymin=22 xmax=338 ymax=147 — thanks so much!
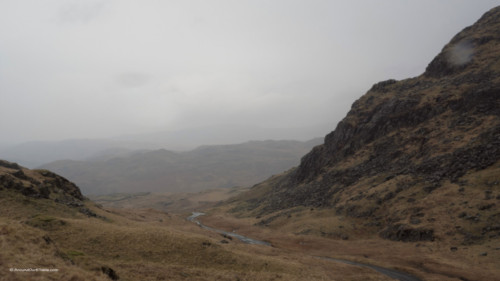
xmin=1 ymin=0 xmax=499 ymax=145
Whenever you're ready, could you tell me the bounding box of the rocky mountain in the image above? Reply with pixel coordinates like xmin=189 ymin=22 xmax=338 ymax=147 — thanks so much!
xmin=229 ymin=6 xmax=500 ymax=245
xmin=39 ymin=139 xmax=322 ymax=195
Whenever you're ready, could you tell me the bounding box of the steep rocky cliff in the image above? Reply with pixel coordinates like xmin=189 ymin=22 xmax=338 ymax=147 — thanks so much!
xmin=231 ymin=6 xmax=500 ymax=244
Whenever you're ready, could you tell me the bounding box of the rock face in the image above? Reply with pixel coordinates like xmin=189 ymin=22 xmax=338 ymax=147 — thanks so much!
xmin=0 ymin=159 xmax=95 ymax=216
xmin=266 ymin=6 xmax=500 ymax=208
xmin=380 ymin=224 xmax=435 ymax=242
xmin=235 ymin=6 xmax=500 ymax=242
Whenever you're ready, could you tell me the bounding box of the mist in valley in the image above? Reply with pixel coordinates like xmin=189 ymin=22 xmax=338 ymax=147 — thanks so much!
xmin=1 ymin=1 xmax=496 ymax=160
xmin=1 ymin=2 xmax=500 ymax=281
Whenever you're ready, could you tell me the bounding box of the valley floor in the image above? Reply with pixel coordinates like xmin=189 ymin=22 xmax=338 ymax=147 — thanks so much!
xmin=2 ymin=187 xmax=499 ymax=281
xmin=195 ymin=209 xmax=500 ymax=281
xmin=0 ymin=190 xmax=392 ymax=281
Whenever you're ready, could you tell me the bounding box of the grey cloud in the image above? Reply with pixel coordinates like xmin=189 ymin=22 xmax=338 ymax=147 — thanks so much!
xmin=0 ymin=1 xmax=499 ymax=145
xmin=448 ymin=40 xmax=475 ymax=66
xmin=115 ymin=72 xmax=151 ymax=88
xmin=57 ymin=0 xmax=107 ymax=24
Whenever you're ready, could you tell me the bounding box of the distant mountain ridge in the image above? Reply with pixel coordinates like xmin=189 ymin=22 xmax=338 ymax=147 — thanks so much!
xmin=0 ymin=139 xmax=130 ymax=168
xmin=227 ymin=6 xmax=500 ymax=245
xmin=40 ymin=138 xmax=322 ymax=195
xmin=1 ymin=124 xmax=330 ymax=168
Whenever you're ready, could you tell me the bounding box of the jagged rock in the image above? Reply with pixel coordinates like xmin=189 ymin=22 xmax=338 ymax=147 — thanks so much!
xmin=79 ymin=207 xmax=97 ymax=217
xmin=463 ymin=233 xmax=483 ymax=245
xmin=0 ymin=174 xmax=23 ymax=190
xmin=380 ymin=224 xmax=434 ymax=242
xmin=0 ymin=160 xmax=21 ymax=170
xmin=101 ymin=266 xmax=119 ymax=280
xmin=221 ymin=233 xmax=233 ymax=240
xmin=478 ymin=203 xmax=495 ymax=210
xmin=369 ymin=79 xmax=398 ymax=93
xmin=39 ymin=170 xmax=84 ymax=201
xmin=42 ymin=235 xmax=53 ymax=244
xmin=0 ymin=160 xmax=89 ymax=211
xmin=21 ymin=186 xmax=39 ymax=198
xmin=12 ymin=170 xmax=28 ymax=180
xmin=482 ymin=225 xmax=500 ymax=235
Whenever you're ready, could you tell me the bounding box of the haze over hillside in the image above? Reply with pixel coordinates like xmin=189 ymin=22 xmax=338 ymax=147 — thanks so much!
xmin=1 ymin=4 xmax=500 ymax=281
xmin=40 ymin=139 xmax=322 ymax=195
xmin=0 ymin=124 xmax=329 ymax=168
xmin=1 ymin=1 xmax=498 ymax=148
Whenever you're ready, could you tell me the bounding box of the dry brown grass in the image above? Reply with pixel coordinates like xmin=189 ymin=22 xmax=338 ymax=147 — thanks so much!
xmin=2 ymin=160 xmax=498 ymax=280
xmin=211 ymin=162 xmax=500 ymax=281
xmin=1 ymin=188 xmax=396 ymax=281
xmin=201 ymin=204 xmax=500 ymax=281
xmin=0 ymin=217 xmax=111 ymax=281
xmin=90 ymin=187 xmax=250 ymax=214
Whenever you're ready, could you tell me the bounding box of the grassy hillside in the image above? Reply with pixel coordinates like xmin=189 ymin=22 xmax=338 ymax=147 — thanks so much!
xmin=89 ymin=187 xmax=249 ymax=214
xmin=208 ymin=6 xmax=500 ymax=280
xmin=40 ymin=139 xmax=322 ymax=195
xmin=225 ymin=5 xmax=500 ymax=236
xmin=3 ymin=6 xmax=500 ymax=281
xmin=1 ymin=160 xmax=407 ymax=281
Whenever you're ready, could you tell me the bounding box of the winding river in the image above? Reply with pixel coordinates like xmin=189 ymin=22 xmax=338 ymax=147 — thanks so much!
xmin=187 ymin=212 xmax=271 ymax=246
xmin=187 ymin=212 xmax=422 ymax=281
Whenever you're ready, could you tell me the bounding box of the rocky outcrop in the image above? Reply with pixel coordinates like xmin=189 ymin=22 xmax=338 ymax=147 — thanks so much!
xmin=0 ymin=160 xmax=22 ymax=170
xmin=0 ymin=160 xmax=95 ymax=216
xmin=37 ymin=170 xmax=84 ymax=201
xmin=264 ymin=6 xmax=500 ymax=207
xmin=235 ymin=6 xmax=500 ymax=242
xmin=380 ymin=224 xmax=434 ymax=242
xmin=425 ymin=6 xmax=500 ymax=78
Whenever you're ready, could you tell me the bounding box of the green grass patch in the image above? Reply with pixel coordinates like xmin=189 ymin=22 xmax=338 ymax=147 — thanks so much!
xmin=67 ymin=250 xmax=85 ymax=257
xmin=25 ymin=214 xmax=67 ymax=230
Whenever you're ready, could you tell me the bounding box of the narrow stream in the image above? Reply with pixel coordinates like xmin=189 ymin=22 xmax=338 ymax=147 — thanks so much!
xmin=187 ymin=212 xmax=271 ymax=246
xmin=187 ymin=212 xmax=422 ymax=281
xmin=316 ymin=256 xmax=422 ymax=281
